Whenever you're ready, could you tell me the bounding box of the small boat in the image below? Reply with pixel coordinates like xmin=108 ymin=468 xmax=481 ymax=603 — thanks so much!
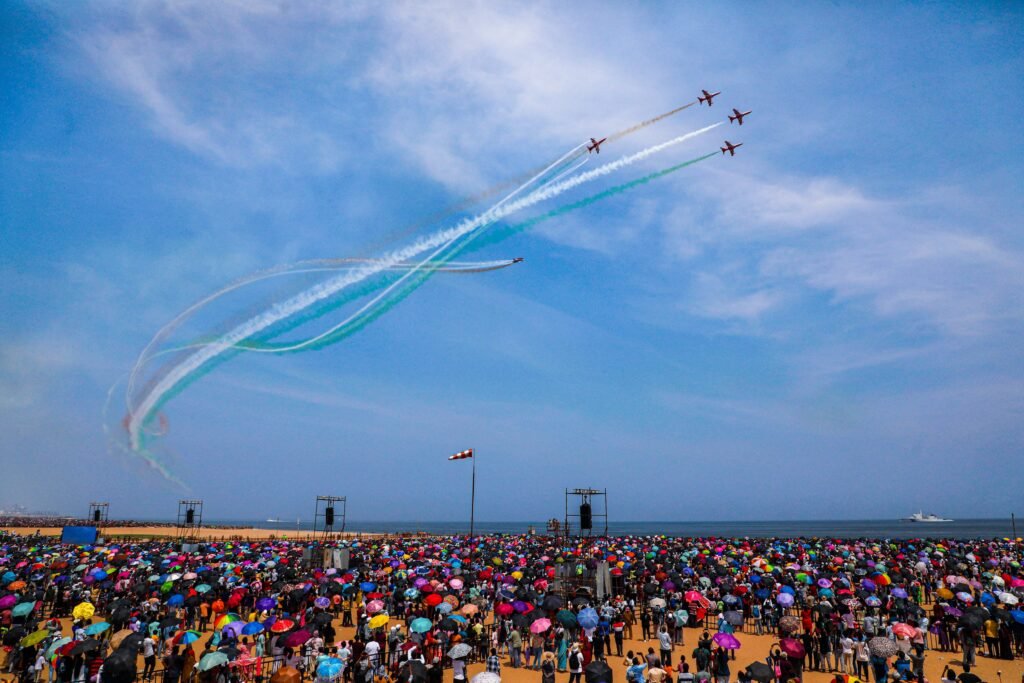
xmin=904 ymin=512 xmax=954 ymax=523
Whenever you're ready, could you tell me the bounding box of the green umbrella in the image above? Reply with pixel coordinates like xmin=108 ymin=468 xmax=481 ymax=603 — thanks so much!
xmin=20 ymin=630 xmax=49 ymax=648
xmin=46 ymin=638 xmax=72 ymax=658
xmin=197 ymin=652 xmax=230 ymax=671
xmin=12 ymin=602 xmax=36 ymax=618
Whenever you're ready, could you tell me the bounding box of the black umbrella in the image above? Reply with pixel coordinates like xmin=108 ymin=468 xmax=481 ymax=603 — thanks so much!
xmin=512 ymin=613 xmax=531 ymax=629
xmin=158 ymin=616 xmax=180 ymax=629
xmin=3 ymin=626 xmax=28 ymax=647
xmin=585 ymin=661 xmax=612 ymax=683
xmin=957 ymin=674 xmax=981 ymax=683
xmin=100 ymin=651 xmax=137 ymax=683
xmin=745 ymin=662 xmax=774 ymax=683
xmin=543 ymin=595 xmax=563 ymax=611
xmin=117 ymin=633 xmax=145 ymax=653
xmin=71 ymin=639 xmax=101 ymax=657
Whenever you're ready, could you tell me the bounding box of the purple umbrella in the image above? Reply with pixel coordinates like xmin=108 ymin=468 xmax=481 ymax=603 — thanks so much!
xmin=862 ymin=579 xmax=876 ymax=592
xmin=314 ymin=597 xmax=330 ymax=609
xmin=817 ymin=579 xmax=832 ymax=589
xmin=891 ymin=587 xmax=908 ymax=599
xmin=256 ymin=597 xmax=276 ymax=612
xmin=0 ymin=595 xmax=16 ymax=609
xmin=777 ymin=593 xmax=794 ymax=607
xmin=222 ymin=621 xmax=246 ymax=638
xmin=944 ymin=606 xmax=963 ymax=617
xmin=713 ymin=633 xmax=741 ymax=650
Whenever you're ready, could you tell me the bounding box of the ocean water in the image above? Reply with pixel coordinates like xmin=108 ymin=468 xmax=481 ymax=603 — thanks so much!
xmin=198 ymin=518 xmax=1020 ymax=540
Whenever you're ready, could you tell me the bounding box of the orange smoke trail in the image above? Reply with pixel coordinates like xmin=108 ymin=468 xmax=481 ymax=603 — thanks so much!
xmin=607 ymin=101 xmax=698 ymax=142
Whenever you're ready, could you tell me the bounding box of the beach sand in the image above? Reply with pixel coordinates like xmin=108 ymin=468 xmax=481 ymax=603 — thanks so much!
xmin=51 ymin=614 xmax=1020 ymax=683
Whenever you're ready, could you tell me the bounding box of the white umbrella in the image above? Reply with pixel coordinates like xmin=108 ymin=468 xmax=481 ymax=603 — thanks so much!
xmin=997 ymin=592 xmax=1018 ymax=605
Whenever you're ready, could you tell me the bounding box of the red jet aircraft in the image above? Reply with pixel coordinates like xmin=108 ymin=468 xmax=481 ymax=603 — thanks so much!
xmin=720 ymin=140 xmax=743 ymax=156
xmin=587 ymin=137 xmax=607 ymax=154
xmin=729 ymin=108 xmax=752 ymax=125
xmin=698 ymin=89 xmax=721 ymax=106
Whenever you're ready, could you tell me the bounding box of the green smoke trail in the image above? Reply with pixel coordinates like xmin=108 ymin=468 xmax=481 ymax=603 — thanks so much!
xmin=223 ymin=149 xmax=721 ymax=354
xmin=476 ymin=150 xmax=719 ymax=248
xmin=130 ymin=149 xmax=721 ymax=476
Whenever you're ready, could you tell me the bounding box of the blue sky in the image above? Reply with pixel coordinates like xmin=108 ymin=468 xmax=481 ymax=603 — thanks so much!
xmin=2 ymin=2 xmax=1022 ymax=523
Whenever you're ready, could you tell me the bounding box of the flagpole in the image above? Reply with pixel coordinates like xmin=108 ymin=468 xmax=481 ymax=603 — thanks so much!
xmin=470 ymin=450 xmax=476 ymax=538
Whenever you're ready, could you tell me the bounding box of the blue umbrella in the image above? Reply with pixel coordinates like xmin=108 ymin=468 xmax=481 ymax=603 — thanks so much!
xmin=241 ymin=622 xmax=264 ymax=636
xmin=359 ymin=582 xmax=376 ymax=592
xmin=85 ymin=622 xmax=110 ymax=636
xmin=167 ymin=594 xmax=185 ymax=607
xmin=11 ymin=601 xmax=35 ymax=618
xmin=1010 ymin=610 xmax=1024 ymax=625
xmin=577 ymin=608 xmax=599 ymax=630
xmin=317 ymin=658 xmax=343 ymax=680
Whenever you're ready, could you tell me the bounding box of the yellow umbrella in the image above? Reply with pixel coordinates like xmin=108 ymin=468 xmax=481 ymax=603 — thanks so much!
xmin=368 ymin=614 xmax=389 ymax=629
xmin=20 ymin=629 xmax=50 ymax=648
xmin=936 ymin=587 xmax=953 ymax=600
xmin=73 ymin=602 xmax=95 ymax=620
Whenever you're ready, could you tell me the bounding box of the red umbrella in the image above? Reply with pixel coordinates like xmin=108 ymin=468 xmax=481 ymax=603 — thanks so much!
xmin=270 ymin=619 xmax=295 ymax=633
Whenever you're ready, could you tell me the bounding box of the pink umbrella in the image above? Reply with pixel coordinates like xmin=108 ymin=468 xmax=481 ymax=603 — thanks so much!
xmin=366 ymin=600 xmax=385 ymax=614
xmin=449 ymin=578 xmax=464 ymax=590
xmin=892 ymin=623 xmax=919 ymax=639
xmin=529 ymin=618 xmax=552 ymax=634
xmin=282 ymin=630 xmax=311 ymax=648
xmin=712 ymin=633 xmax=741 ymax=650
xmin=779 ymin=638 xmax=805 ymax=658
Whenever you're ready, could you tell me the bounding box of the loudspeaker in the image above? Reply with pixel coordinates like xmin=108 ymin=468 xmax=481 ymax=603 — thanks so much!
xmin=186 ymin=508 xmax=195 ymax=524
xmin=325 ymin=506 xmax=335 ymax=526
xmin=580 ymin=503 xmax=592 ymax=530
xmin=93 ymin=510 xmax=102 ymax=522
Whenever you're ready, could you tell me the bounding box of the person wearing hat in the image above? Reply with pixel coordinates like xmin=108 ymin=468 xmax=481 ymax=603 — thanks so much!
xmin=540 ymin=651 xmax=556 ymax=683
xmin=568 ymin=644 xmax=585 ymax=683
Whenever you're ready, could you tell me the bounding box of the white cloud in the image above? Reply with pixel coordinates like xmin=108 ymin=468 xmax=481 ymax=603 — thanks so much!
xmin=655 ymin=166 xmax=1024 ymax=336
xmin=72 ymin=1 xmax=360 ymax=169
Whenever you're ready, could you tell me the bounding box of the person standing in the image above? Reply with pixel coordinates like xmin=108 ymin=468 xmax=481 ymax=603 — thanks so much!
xmin=641 ymin=612 xmax=652 ymax=642
xmin=486 ymin=649 xmax=501 ymax=676
xmin=624 ymin=608 xmax=636 ymax=641
xmin=712 ymin=647 xmax=729 ymax=683
xmin=568 ymin=644 xmax=585 ymax=683
xmin=530 ymin=631 xmax=545 ymax=670
xmin=659 ymin=627 xmax=673 ymax=667
xmin=541 ymin=651 xmax=556 ymax=683
xmin=508 ymin=628 xmax=523 ymax=669
xmin=141 ymin=636 xmax=156 ymax=682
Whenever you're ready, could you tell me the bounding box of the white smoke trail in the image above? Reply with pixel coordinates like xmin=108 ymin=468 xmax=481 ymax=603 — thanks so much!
xmin=127 ymin=123 xmax=721 ymax=449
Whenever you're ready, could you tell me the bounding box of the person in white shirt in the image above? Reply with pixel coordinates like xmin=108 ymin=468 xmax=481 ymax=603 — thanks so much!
xmin=839 ymin=636 xmax=854 ymax=674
